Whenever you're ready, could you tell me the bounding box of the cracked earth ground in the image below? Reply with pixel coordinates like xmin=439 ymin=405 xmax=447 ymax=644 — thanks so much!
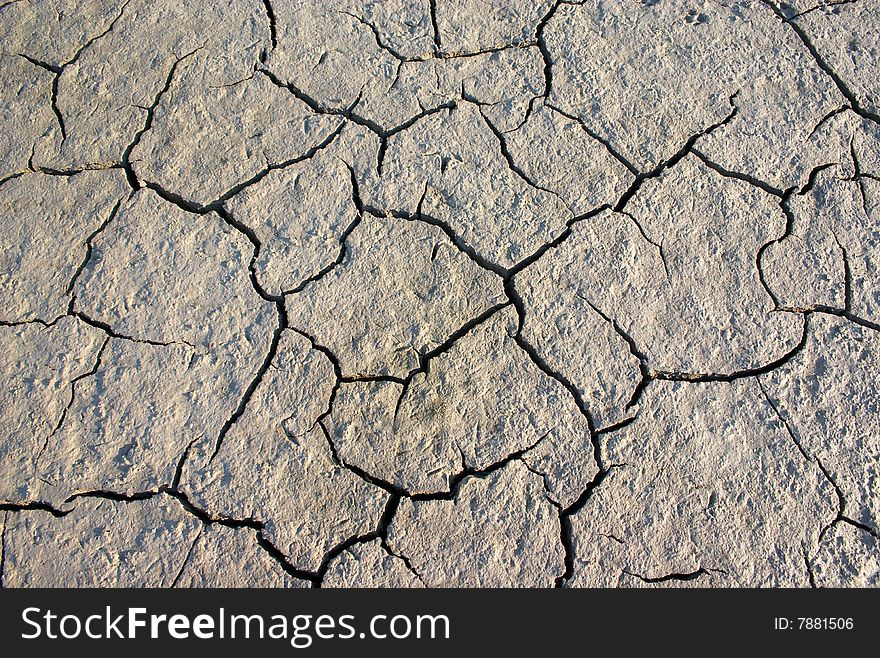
xmin=0 ymin=0 xmax=879 ymax=589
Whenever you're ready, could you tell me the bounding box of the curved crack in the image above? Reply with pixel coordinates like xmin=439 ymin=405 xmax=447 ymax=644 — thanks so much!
xmin=760 ymin=0 xmax=880 ymax=127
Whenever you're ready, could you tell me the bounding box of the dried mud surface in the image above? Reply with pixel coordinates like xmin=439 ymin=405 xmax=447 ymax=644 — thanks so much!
xmin=1 ymin=0 xmax=879 ymax=587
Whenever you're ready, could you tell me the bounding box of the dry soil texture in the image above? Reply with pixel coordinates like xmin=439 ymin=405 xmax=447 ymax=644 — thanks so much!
xmin=1 ymin=0 xmax=879 ymax=588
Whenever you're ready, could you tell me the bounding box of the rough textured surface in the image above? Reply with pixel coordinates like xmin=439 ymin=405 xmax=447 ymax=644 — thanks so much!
xmin=0 ymin=317 xmax=105 ymax=502
xmin=368 ymin=102 xmax=574 ymax=269
xmin=810 ymin=523 xmax=880 ymax=588
xmin=1 ymin=0 xmax=879 ymax=589
xmin=0 ymin=54 xmax=56 ymax=181
xmin=287 ymin=213 xmax=506 ymax=378
xmin=547 ymin=0 xmax=843 ymax=188
xmin=762 ymin=315 xmax=880 ymax=539
xmin=323 ymin=539 xmax=425 ymax=588
xmin=3 ymin=495 xmax=199 ymax=587
xmin=567 ymin=379 xmax=835 ymax=587
xmin=761 ymin=156 xmax=880 ymax=324
xmin=0 ymin=170 xmax=130 ymax=323
xmin=327 ymin=307 xmax=598 ymax=503
xmin=795 ymin=1 xmax=879 ymax=117
xmin=2 ymin=494 xmax=302 ymax=587
xmin=181 ymin=330 xmax=388 ymax=572
xmin=387 ymin=461 xmax=565 ymax=587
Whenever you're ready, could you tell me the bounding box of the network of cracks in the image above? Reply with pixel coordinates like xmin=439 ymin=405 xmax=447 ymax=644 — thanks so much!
xmin=1 ymin=0 xmax=879 ymax=587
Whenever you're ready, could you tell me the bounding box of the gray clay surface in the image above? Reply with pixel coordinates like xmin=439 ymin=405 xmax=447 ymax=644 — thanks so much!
xmin=1 ymin=0 xmax=878 ymax=588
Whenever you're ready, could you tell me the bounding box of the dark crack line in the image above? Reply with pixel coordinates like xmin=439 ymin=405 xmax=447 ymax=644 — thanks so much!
xmin=282 ymin=216 xmax=361 ymax=296
xmin=65 ymin=196 xmax=126 ymax=298
xmin=307 ymin=301 xmax=539 ymax=499
xmin=411 ymin=302 xmax=510 ymax=380
xmin=553 ymin=465 xmax=622 ymax=587
xmin=122 ymin=49 xmax=200 ymax=191
xmin=7 ymin=0 xmax=872 ymax=591
xmin=788 ymin=0 xmax=862 ymax=20
xmin=314 ymin=420 xmax=405 ymax=497
xmin=613 ymin=92 xmax=740 ymax=214
xmin=18 ymin=54 xmax=66 ymax=141
xmin=752 ymin=156 xmax=880 ymax=334
xmin=39 ymin=336 xmax=110 ymax=459
xmin=346 ymin=10 xmax=536 ymax=63
xmin=756 ymin=377 xmax=812 ymax=463
xmin=0 ymin=317 xmax=57 ymax=329
xmin=535 ymin=2 xmax=563 ymax=99
xmin=0 ymin=171 xmax=26 ymax=189
xmin=258 ymin=65 xmax=457 ymax=147
xmin=169 ymin=529 xmax=201 ymax=588
xmin=290 ymin=329 xmax=344 ymax=428
xmin=618 ymin=211 xmax=669 ymax=278
xmin=64 ymin=0 xmax=131 ymax=70
xmin=212 ymin=121 xmax=346 ymax=209
xmin=312 ymin=494 xmax=401 ymax=587
xmin=761 ymin=0 xmax=880 ymax=126
xmin=28 ymin=163 xmax=126 ymax=177
xmin=209 ymin=300 xmax=287 ymax=461
xmin=757 ymin=377 xmax=878 ymax=543
xmin=429 ymin=0 xmax=441 ymax=52
xmin=803 ymin=545 xmax=818 ymax=588
xmin=314 ymin=406 xmax=549 ymax=505
xmin=18 ymin=0 xmax=130 ymax=146
xmin=281 ymin=161 xmax=363 ymax=296
xmin=71 ymin=310 xmax=190 ymax=347
xmin=361 ymin=201 xmax=507 ymax=277
xmin=259 ymin=0 xmax=277 ymax=62
xmin=756 ymin=187 xmax=798 ymax=309
xmin=577 ymin=295 xmax=653 ymax=410
xmin=833 ymin=232 xmax=854 ymax=313
xmin=505 ymin=280 xmax=600 ymax=466
xmin=691 ymin=149 xmax=785 ymax=197
xmin=651 ymin=313 xmax=809 ymax=383
xmin=623 ymin=567 xmax=714 ymax=584
xmin=380 ymin=538 xmax=428 ymax=586
xmin=503 ymin=94 xmax=541 ymax=134
xmin=544 ymin=102 xmax=640 ymax=176
xmin=130 ymin=174 xmax=305 ymax=321
xmin=850 ymin=137 xmax=872 ymax=226
xmin=775 ymin=305 xmax=880 ymax=333
xmin=409 ymin=433 xmax=549 ymax=502
xmin=258 ymin=66 xmax=368 ymax=125
xmin=343 ymin=11 xmax=408 ymax=63
xmin=475 ymin=102 xmax=565 ymax=200
xmin=808 ymin=104 xmax=850 ymax=139
xmin=801 ymin=162 xmax=840 ymax=196
xmin=595 ymin=416 xmax=638 ymax=436
xmin=508 ymin=203 xmax=610 ymax=277
xmin=254 ymin=533 xmax=319 ymax=585
xmin=0 ymin=501 xmax=69 ymax=518
xmin=60 ymin=487 xmax=319 ymax=584
xmin=815 ymin=456 xmax=880 ymax=541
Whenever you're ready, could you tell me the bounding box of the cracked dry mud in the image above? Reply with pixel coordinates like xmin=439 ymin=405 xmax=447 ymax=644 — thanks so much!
xmin=1 ymin=0 xmax=879 ymax=589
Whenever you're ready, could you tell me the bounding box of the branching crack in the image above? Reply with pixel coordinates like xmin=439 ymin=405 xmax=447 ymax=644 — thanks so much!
xmin=38 ymin=336 xmax=110 ymax=459
xmin=760 ymin=0 xmax=880 ymax=126
xmin=614 ymin=92 xmax=740 ymax=214
xmin=18 ymin=0 xmax=130 ymax=146
xmin=122 ymin=48 xmax=200 ymax=191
